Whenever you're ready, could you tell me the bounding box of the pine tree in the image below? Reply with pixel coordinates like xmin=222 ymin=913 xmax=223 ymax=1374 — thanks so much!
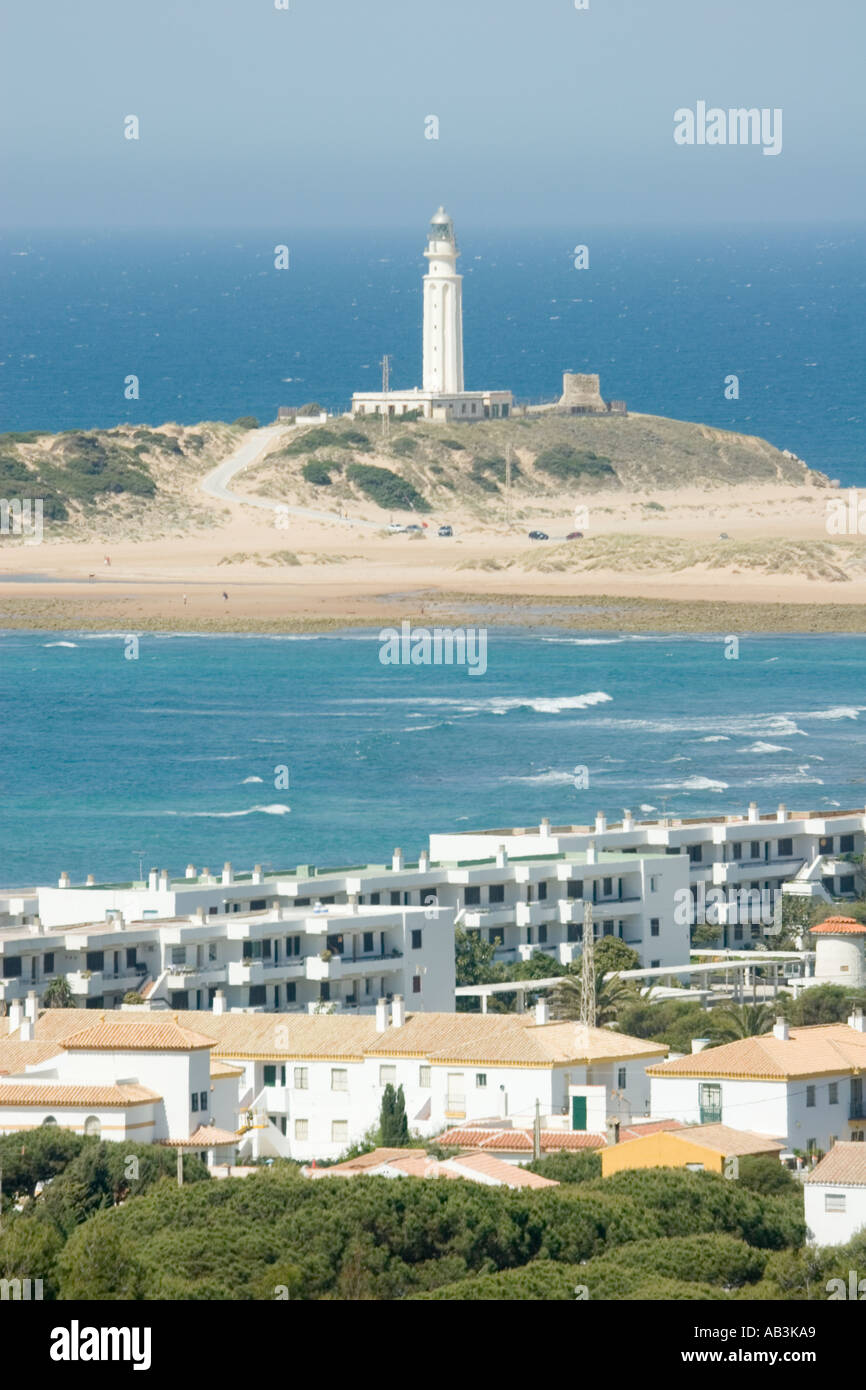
xmin=378 ymin=1083 xmax=409 ymax=1147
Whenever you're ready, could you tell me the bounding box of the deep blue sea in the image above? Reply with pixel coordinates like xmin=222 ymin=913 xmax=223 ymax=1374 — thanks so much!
xmin=1 ymin=630 xmax=865 ymax=888
xmin=1 ymin=225 xmax=864 ymax=483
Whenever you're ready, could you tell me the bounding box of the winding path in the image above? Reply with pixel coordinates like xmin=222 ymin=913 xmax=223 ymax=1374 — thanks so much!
xmin=199 ymin=424 xmax=383 ymax=530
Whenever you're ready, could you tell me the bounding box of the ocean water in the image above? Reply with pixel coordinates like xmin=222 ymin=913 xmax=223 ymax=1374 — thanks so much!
xmin=1 ymin=225 xmax=864 ymax=484
xmin=1 ymin=629 xmax=864 ymax=888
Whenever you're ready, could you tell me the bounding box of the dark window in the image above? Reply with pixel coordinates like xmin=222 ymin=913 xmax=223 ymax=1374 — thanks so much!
xmin=687 ymin=845 xmax=702 ymax=863
xmin=603 ymin=920 xmax=614 ymax=936
xmin=390 ymin=890 xmax=401 ymax=905
xmin=538 ymin=882 xmax=547 ymax=901
xmin=566 ymin=879 xmax=583 ymax=899
xmin=538 ymin=924 xmax=548 ymax=944
xmin=819 ymin=836 xmax=833 ymax=855
xmin=262 ymin=939 xmax=272 ymax=958
xmin=412 ymin=976 xmax=421 ymax=994
xmin=778 ymin=838 xmax=793 ymax=857
xmin=126 ymin=947 xmax=137 ymax=968
xmin=250 ymin=898 xmax=267 ymax=911
xmin=488 ymin=929 xmax=501 ymax=946
xmin=44 ymin=952 xmax=55 ymax=973
xmin=295 ymin=897 xmax=310 ymax=907
xmin=602 ymin=877 xmax=613 ymax=897
xmin=730 ymin=842 xmax=742 ymax=860
xmin=489 ymin=883 xmax=505 ymax=905
xmin=363 ymin=931 xmax=374 ymax=953
xmin=829 ymin=1082 xmax=839 ymax=1105
xmin=806 ymin=1085 xmax=816 ymax=1108
xmin=248 ymin=985 xmax=266 ymax=1007
xmin=200 ymin=1091 xmax=208 ymax=1111
xmin=4 ymin=956 xmax=22 ymax=978
xmin=650 ymin=959 xmax=660 ymax=969
xmin=567 ymin=923 xmax=580 ymax=943
xmin=286 ymin=983 xmax=296 ymax=1003
xmin=650 ymin=919 xmax=660 ymax=937
xmin=410 ymin=929 xmax=423 ymax=950
xmin=464 ymin=886 xmax=481 ymax=907
xmin=840 ymin=834 xmax=855 ymax=853
xmin=191 ymin=1093 xmax=199 ymax=1112
xmin=840 ymin=876 xmax=855 ymax=894
xmin=86 ymin=951 xmax=104 ymax=972
xmin=750 ymin=841 xmax=761 ymax=859
xmin=370 ymin=892 xmax=380 ymax=905
xmin=733 ymin=925 xmax=743 ymax=941
xmin=274 ymin=986 xmax=280 ymax=1008
xmin=320 ymin=983 xmax=330 ymax=1001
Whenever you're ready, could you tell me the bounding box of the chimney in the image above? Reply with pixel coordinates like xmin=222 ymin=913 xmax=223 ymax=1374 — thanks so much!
xmin=201 ymin=867 xmax=210 ymax=882
xmin=8 ymin=999 xmax=24 ymax=1031
xmin=586 ymin=840 xmax=597 ymax=865
xmin=392 ymin=848 xmax=403 ymax=872
xmin=691 ymin=1037 xmax=711 ymax=1053
xmin=185 ymin=863 xmax=197 ymax=879
xmin=539 ymin=818 xmax=551 ymax=839
xmin=347 ymin=894 xmax=359 ymax=914
xmin=391 ymin=994 xmax=406 ymax=1028
xmin=19 ymin=1018 xmax=33 ymax=1042
xmin=222 ymin=862 xmax=233 ymax=885
xmin=212 ymin=990 xmax=227 ymax=1016
xmin=748 ymin=801 xmax=759 ymax=824
xmin=605 ymin=1117 xmax=620 ymax=1146
xmin=158 ymin=869 xmax=169 ymax=891
xmin=773 ymin=1016 xmax=789 ymax=1041
xmin=148 ymin=867 xmax=159 ymax=891
xmin=534 ymin=998 xmax=550 ymax=1026
xmin=496 ymin=844 xmax=508 ymax=868
xmin=252 ymin=864 xmax=263 ymax=884
xmin=623 ymin=809 xmax=634 ymax=831
xmin=595 ymin=811 xmax=607 ymax=834
xmin=848 ymin=1007 xmax=866 ymax=1034
xmin=85 ymin=874 xmax=95 ymax=886
xmin=375 ymin=997 xmax=389 ymax=1033
xmin=418 ymin=850 xmax=430 ymax=872
xmin=58 ymin=872 xmax=70 ymax=889
xmin=25 ymin=990 xmax=38 ymax=1025
xmin=777 ymin=803 xmax=788 ymax=823
xmin=192 ymin=906 xmax=206 ymax=923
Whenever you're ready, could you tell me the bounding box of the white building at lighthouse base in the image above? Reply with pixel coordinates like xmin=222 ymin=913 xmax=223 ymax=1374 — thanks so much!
xmin=352 ymin=386 xmax=512 ymax=423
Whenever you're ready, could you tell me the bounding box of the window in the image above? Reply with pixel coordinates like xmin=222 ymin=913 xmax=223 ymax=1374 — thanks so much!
xmin=733 ymin=925 xmax=744 ymax=941
xmin=42 ymin=1116 xmax=57 ymax=1126
xmin=4 ymin=956 xmax=21 ymax=978
xmin=829 ymin=1082 xmax=839 ymax=1105
xmin=650 ymin=959 xmax=660 ymax=969
xmin=488 ymin=929 xmax=501 ymax=945
xmin=331 ymin=1068 xmax=348 ymax=1091
xmin=208 ymin=943 xmax=217 ymax=962
xmin=411 ymin=929 xmax=422 ymax=950
xmin=489 ymin=883 xmax=505 ymax=905
xmin=840 ymin=834 xmax=855 ymax=853
xmin=750 ymin=841 xmax=761 ymax=859
xmin=839 ymin=876 xmax=856 ymax=895
xmin=603 ymin=920 xmax=614 ymax=936
xmin=464 ymin=886 xmax=481 ymax=907
xmin=84 ymin=1115 xmax=101 ymax=1138
xmin=250 ymin=898 xmax=267 ymax=911
xmin=412 ymin=975 xmax=421 ymax=994
xmin=650 ymin=918 xmax=660 ymax=937
xmin=730 ymin=842 xmax=742 ymax=861
xmin=379 ymin=1065 xmax=397 ymax=1087
xmin=476 ymin=1073 xmax=487 ymax=1088
xmin=778 ymin=838 xmax=793 ymax=857
xmin=86 ymin=950 xmax=104 ymax=972
xmin=294 ymin=1067 xmax=309 ymax=1090
xmin=419 ymin=1066 xmax=431 ymax=1087
xmin=566 ymin=879 xmax=583 ymax=899
xmin=249 ymin=985 xmax=266 ymax=1007
xmin=538 ymin=924 xmax=548 ymax=944
xmin=264 ymin=1064 xmax=287 ymax=1088
xmin=617 ymin=1067 xmax=627 ymax=1089
xmin=699 ymin=1083 xmax=722 ymax=1124
xmin=191 ymin=1092 xmax=199 ymax=1112
xmin=390 ymin=890 xmax=401 ymax=905
xmin=294 ymin=1118 xmax=309 ymax=1141
xmin=538 ymin=881 xmax=547 ymax=901
xmin=567 ymin=922 xmax=580 ymax=943
xmin=331 ymin=1120 xmax=349 ymax=1143
xmin=44 ymin=952 xmax=55 ymax=974
xmin=369 ymin=892 xmax=380 ymax=905
xmin=806 ymin=1085 xmax=816 ymax=1108
xmin=200 ymin=1091 xmax=208 ymax=1111
xmin=825 ymin=1193 xmax=846 ymax=1212
xmin=649 ymin=876 xmax=658 ymax=893
xmin=363 ymin=931 xmax=374 ymax=953
xmin=286 ymin=983 xmax=296 ymax=1003
xmin=687 ymin=845 xmax=702 ymax=863
xmin=170 ymin=946 xmax=186 ymax=967
xmin=602 ymin=877 xmax=613 ymax=897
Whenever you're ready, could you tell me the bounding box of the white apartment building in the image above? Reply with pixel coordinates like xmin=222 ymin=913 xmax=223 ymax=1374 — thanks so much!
xmin=647 ymin=1010 xmax=866 ymax=1154
xmin=804 ymin=1143 xmax=866 ymax=1246
xmin=0 ymin=998 xmax=668 ymax=1164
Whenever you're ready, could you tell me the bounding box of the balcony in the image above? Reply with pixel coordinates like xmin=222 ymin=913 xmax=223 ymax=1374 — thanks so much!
xmin=165 ymin=964 xmax=227 ymax=990
xmin=68 ymin=970 xmax=104 ymax=997
xmin=463 ymin=906 xmax=514 ymax=930
xmin=306 ymin=950 xmax=403 ymax=982
xmin=516 ymin=902 xmax=556 ymax=928
xmin=228 ymin=960 xmax=265 ymax=987
xmin=699 ymin=1106 xmax=722 ymax=1125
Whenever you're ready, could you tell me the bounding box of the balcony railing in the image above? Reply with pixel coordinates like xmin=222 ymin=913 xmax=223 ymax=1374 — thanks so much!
xmin=699 ymin=1107 xmax=723 ymax=1125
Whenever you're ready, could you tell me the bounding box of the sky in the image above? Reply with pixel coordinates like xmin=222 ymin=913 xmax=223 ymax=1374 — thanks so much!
xmin=2 ymin=0 xmax=865 ymax=230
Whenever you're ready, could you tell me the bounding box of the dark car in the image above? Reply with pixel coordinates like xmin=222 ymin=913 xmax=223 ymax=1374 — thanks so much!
xmin=437 ymin=525 xmax=453 ymax=537
xmin=528 ymin=530 xmax=548 ymax=541
xmin=404 ymin=523 xmax=423 ymax=532
xmin=566 ymin=531 xmax=584 ymax=540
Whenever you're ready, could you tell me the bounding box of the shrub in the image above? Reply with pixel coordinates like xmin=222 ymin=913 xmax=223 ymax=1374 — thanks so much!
xmin=233 ymin=416 xmax=260 ymax=429
xmin=534 ymin=445 xmax=616 ymax=482
xmin=302 ymin=460 xmax=334 ymax=486
xmin=345 ymin=464 xmax=430 ymax=512
xmin=524 ymin=1151 xmax=602 ymax=1184
xmin=390 ymin=436 xmax=417 ymax=456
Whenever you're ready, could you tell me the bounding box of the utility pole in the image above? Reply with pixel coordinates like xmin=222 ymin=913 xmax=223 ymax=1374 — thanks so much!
xmin=533 ymin=1099 xmax=541 ymax=1162
xmin=580 ymin=899 xmax=596 ymax=1026
xmin=505 ymin=441 xmax=513 ymax=527
xmin=176 ymin=1150 xmax=184 ymax=1188
xmin=380 ymin=354 xmax=390 ymax=443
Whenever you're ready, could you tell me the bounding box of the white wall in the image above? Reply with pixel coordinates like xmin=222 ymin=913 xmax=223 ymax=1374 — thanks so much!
xmin=805 ymin=1183 xmax=866 ymax=1246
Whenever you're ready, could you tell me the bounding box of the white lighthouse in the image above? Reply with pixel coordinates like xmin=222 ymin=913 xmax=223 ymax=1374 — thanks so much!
xmin=351 ymin=206 xmax=512 ymax=422
xmin=422 ymin=207 xmax=464 ymax=394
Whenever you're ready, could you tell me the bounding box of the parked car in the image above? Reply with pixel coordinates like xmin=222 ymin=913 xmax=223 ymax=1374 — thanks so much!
xmin=437 ymin=525 xmax=453 ymax=537
xmin=528 ymin=530 xmax=548 ymax=541
xmin=387 ymin=522 xmax=405 ymax=533
xmin=565 ymin=531 xmax=584 ymax=540
xmin=404 ymin=523 xmax=423 ymax=533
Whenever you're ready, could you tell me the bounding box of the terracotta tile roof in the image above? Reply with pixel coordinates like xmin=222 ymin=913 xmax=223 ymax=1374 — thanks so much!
xmin=670 ymin=1124 xmax=784 ymax=1157
xmin=0 ymin=1040 xmax=65 ymax=1074
xmin=0 ymin=1083 xmax=160 ymax=1107
xmin=805 ymin=1142 xmax=866 ymax=1187
xmin=159 ymin=1124 xmax=240 ymax=1148
xmin=436 ymin=1126 xmax=605 ymax=1152
xmin=61 ymin=1018 xmax=216 ymax=1052
xmin=445 ymin=1151 xmax=559 ymax=1188
xmin=810 ymin=916 xmax=866 ymax=935
xmin=317 ymin=1147 xmax=414 ymax=1175
xmin=647 ymin=1023 xmax=866 ymax=1081
xmin=618 ymin=1119 xmax=684 ymax=1143
xmin=210 ymin=1059 xmax=244 ymax=1078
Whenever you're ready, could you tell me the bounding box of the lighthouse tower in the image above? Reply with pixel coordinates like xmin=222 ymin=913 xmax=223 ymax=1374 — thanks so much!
xmin=422 ymin=207 xmax=464 ymax=394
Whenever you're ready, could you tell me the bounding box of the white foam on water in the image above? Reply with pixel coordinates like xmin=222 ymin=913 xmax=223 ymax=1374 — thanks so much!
xmin=164 ymin=804 xmax=290 ymax=818
xmin=738 ymin=742 xmax=793 ymax=754
xmin=242 ymin=776 xmax=264 ymax=783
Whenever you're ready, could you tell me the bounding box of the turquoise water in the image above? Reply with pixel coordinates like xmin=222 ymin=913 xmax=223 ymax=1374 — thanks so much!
xmin=1 ymin=629 xmax=864 ymax=887
xmin=1 ymin=226 xmax=864 ymax=483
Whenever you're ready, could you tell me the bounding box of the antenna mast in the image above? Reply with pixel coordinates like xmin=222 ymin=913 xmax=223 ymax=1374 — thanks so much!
xmin=380 ymin=354 xmax=390 ymax=442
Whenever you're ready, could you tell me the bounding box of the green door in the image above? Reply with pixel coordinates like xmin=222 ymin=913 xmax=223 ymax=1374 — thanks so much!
xmin=571 ymin=1095 xmax=587 ymax=1131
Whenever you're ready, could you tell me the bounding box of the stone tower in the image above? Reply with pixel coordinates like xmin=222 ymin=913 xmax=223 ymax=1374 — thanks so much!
xmin=422 ymin=207 xmax=464 ymax=394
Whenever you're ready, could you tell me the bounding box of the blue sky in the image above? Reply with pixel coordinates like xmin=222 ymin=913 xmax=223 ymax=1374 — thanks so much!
xmin=2 ymin=0 xmax=864 ymax=228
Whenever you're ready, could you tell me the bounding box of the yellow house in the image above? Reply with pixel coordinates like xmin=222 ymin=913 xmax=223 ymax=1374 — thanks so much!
xmin=601 ymin=1123 xmax=784 ymax=1177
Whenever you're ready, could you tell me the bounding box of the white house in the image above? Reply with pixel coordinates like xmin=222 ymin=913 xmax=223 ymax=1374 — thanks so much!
xmin=804 ymin=1143 xmax=866 ymax=1246
xmin=0 ymin=997 xmax=668 ymax=1164
xmin=811 ymin=916 xmax=866 ymax=989
xmin=647 ymin=1009 xmax=866 ymax=1153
